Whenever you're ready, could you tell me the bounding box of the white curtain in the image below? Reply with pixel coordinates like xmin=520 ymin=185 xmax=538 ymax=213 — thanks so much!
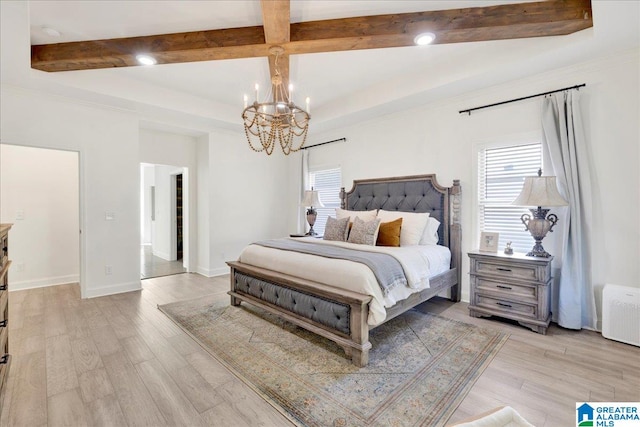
xmin=298 ymin=149 xmax=310 ymax=234
xmin=541 ymin=91 xmax=596 ymax=330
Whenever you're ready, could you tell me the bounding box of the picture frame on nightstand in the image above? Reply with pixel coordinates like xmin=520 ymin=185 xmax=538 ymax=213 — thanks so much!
xmin=479 ymin=231 xmax=499 ymax=252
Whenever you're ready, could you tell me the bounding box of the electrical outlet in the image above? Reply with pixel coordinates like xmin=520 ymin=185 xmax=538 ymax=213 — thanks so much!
xmin=105 ymin=265 xmax=113 ymax=275
xmin=16 ymin=263 xmax=25 ymax=272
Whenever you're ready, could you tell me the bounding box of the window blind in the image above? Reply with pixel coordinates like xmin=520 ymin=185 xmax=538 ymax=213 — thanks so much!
xmin=478 ymin=143 xmax=541 ymax=253
xmin=309 ymin=167 xmax=341 ymax=235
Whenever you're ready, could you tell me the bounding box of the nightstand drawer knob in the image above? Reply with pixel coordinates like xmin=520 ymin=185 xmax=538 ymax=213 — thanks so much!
xmin=496 ymin=267 xmax=512 ymax=272
xmin=496 ymin=302 xmax=512 ymax=308
xmin=0 ymin=285 xmax=6 ymax=291
xmin=0 ymin=320 xmax=6 ymax=328
xmin=497 ymin=285 xmax=512 ymax=290
xmin=0 ymin=355 xmax=7 ymax=365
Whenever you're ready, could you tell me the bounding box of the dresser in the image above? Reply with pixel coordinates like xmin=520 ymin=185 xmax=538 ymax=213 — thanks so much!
xmin=468 ymin=250 xmax=552 ymax=334
xmin=0 ymin=224 xmax=12 ymax=413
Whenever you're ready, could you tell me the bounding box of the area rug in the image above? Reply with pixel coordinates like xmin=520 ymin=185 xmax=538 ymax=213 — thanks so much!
xmin=158 ymin=295 xmax=509 ymax=427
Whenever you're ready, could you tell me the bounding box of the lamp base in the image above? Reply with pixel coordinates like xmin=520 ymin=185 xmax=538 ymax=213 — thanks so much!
xmin=526 ymin=243 xmax=551 ymax=258
xmin=306 ymin=209 xmax=317 ymax=236
xmin=521 ymin=207 xmax=558 ymax=258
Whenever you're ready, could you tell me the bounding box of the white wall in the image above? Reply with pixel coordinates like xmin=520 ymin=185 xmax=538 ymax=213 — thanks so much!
xmin=196 ymin=135 xmax=211 ymax=276
xmin=298 ymin=50 xmax=639 ymax=327
xmin=0 ymin=144 xmax=79 ymax=290
xmin=203 ymin=129 xmax=291 ymax=276
xmin=1 ymin=86 xmax=141 ymax=298
xmin=140 ymin=164 xmax=155 ymax=244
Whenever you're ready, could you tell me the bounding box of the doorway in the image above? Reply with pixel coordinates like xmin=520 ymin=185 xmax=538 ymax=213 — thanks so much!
xmin=140 ymin=163 xmax=187 ymax=279
xmin=0 ymin=144 xmax=81 ymax=291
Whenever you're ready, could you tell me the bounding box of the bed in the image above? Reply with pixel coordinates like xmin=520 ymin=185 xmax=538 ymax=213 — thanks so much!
xmin=227 ymin=174 xmax=461 ymax=367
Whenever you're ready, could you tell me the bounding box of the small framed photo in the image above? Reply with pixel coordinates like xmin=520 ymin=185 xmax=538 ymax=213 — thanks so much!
xmin=479 ymin=232 xmax=500 ymax=252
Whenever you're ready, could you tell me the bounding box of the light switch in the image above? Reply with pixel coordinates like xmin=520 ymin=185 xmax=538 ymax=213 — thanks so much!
xmin=105 ymin=212 xmax=115 ymax=221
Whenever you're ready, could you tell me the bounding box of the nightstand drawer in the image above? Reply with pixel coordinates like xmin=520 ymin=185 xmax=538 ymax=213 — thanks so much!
xmin=474 ymin=259 xmax=538 ymax=281
xmin=475 ymin=278 xmax=537 ymax=302
xmin=476 ymin=294 xmax=537 ymax=318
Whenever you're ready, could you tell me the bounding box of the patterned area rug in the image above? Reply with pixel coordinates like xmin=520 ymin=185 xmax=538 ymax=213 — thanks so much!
xmin=158 ymin=295 xmax=508 ymax=427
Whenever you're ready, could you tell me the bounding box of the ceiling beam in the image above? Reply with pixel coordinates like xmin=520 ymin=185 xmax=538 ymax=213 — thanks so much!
xmin=287 ymin=0 xmax=593 ymax=53
xmin=31 ymin=26 xmax=267 ymax=72
xmin=31 ymin=0 xmax=592 ymax=73
xmin=261 ymin=0 xmax=290 ymax=97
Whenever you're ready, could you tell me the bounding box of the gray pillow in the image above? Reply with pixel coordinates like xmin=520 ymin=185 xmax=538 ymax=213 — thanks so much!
xmin=347 ymin=217 xmax=381 ymax=246
xmin=323 ymin=216 xmax=350 ymax=242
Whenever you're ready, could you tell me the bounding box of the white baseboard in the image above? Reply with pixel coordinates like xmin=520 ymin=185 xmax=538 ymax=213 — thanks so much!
xmin=196 ymin=266 xmax=228 ymax=278
xmin=83 ymin=281 xmax=142 ymax=299
xmin=9 ymin=274 xmax=80 ymax=291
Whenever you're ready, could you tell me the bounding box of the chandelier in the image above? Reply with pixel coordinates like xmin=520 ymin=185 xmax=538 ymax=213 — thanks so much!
xmin=242 ymin=46 xmax=310 ymax=155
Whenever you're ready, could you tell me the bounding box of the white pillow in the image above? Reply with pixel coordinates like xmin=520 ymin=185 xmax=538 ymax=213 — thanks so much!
xmin=335 ymin=208 xmax=377 ymax=223
xmin=419 ymin=217 xmax=441 ymax=245
xmin=376 ymin=210 xmax=429 ymax=246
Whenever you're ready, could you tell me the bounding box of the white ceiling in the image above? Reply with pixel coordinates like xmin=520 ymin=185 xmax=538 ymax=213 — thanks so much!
xmin=2 ymin=1 xmax=639 ymax=136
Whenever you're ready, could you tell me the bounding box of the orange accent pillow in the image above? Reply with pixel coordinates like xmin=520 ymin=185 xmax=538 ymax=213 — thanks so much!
xmin=376 ymin=218 xmax=403 ymax=247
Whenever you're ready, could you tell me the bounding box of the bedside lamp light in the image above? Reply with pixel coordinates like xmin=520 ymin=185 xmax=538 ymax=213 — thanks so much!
xmin=300 ymin=189 xmax=324 ymax=236
xmin=512 ymin=169 xmax=568 ymax=257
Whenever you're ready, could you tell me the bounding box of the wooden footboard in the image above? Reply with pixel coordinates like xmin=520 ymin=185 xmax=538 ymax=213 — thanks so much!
xmin=228 ymin=261 xmax=373 ymax=367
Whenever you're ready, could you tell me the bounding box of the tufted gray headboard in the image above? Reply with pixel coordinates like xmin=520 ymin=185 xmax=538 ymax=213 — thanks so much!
xmin=339 ymin=174 xmax=460 ymax=249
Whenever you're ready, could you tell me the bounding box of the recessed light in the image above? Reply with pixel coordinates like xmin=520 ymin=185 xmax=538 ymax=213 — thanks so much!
xmin=136 ymin=54 xmax=157 ymax=66
xmin=42 ymin=27 xmax=61 ymax=37
xmin=414 ymin=32 xmax=436 ymax=46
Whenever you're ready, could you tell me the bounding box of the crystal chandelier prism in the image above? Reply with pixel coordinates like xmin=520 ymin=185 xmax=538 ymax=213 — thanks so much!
xmin=242 ymin=46 xmax=310 ymax=155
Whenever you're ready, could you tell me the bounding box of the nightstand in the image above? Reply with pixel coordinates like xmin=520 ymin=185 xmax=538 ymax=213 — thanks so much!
xmin=468 ymin=251 xmax=552 ymax=334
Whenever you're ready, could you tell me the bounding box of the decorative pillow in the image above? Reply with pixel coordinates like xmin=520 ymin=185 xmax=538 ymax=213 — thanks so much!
xmin=335 ymin=208 xmax=377 ymax=222
xmin=419 ymin=217 xmax=441 ymax=245
xmin=376 ymin=210 xmax=429 ymax=246
xmin=376 ymin=218 xmax=403 ymax=247
xmin=323 ymin=216 xmax=350 ymax=242
xmin=347 ymin=217 xmax=381 ymax=246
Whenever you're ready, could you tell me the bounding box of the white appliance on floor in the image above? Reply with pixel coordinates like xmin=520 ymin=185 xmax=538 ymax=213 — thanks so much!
xmin=602 ymin=284 xmax=640 ymax=347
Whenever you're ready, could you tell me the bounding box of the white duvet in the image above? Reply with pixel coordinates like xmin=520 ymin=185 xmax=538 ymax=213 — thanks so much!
xmin=238 ymin=237 xmax=451 ymax=326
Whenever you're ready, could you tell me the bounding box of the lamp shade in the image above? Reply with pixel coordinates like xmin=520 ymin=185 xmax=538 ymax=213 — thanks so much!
xmin=512 ymin=176 xmax=568 ymax=207
xmin=300 ymin=190 xmax=324 ymax=208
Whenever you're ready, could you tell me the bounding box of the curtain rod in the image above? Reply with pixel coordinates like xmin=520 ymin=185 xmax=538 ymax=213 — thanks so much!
xmin=300 ymin=137 xmax=346 ymax=150
xmin=459 ymin=83 xmax=586 ymax=115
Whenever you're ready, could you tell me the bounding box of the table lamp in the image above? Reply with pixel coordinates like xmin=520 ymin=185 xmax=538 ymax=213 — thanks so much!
xmin=512 ymin=169 xmax=568 ymax=257
xmin=300 ymin=188 xmax=324 ymax=236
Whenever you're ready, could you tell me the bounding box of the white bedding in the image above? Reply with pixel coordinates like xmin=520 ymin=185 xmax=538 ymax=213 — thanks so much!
xmin=238 ymin=237 xmax=451 ymax=326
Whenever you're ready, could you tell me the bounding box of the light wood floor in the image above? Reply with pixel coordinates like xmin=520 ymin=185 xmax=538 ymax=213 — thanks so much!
xmin=1 ymin=274 xmax=638 ymax=427
xmin=140 ymin=245 xmax=186 ymax=279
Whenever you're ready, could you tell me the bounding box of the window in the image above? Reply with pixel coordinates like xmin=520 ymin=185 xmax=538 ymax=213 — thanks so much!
xmin=478 ymin=143 xmax=541 ymax=254
xmin=308 ymin=167 xmax=341 ymax=236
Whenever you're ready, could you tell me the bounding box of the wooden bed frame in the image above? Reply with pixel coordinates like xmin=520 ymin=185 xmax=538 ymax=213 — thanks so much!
xmin=228 ymin=174 xmax=461 ymax=367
